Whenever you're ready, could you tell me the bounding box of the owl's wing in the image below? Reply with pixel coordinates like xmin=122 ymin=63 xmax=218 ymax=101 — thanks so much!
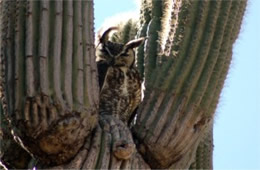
xmin=97 ymin=60 xmax=109 ymax=91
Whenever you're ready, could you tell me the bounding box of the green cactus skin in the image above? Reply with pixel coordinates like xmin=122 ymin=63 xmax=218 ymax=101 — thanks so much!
xmin=110 ymin=19 xmax=138 ymax=45
xmin=119 ymin=20 xmax=137 ymax=44
xmin=133 ymin=0 xmax=247 ymax=168
xmin=190 ymin=125 xmax=213 ymax=169
xmin=189 ymin=2 xmax=247 ymax=168
xmin=136 ymin=0 xmax=152 ymax=78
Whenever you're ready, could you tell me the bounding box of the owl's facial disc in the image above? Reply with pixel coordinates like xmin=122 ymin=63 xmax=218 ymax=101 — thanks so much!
xmin=113 ymin=49 xmax=135 ymax=68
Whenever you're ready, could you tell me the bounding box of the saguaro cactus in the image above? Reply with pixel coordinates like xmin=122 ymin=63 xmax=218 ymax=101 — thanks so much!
xmin=0 ymin=0 xmax=247 ymax=169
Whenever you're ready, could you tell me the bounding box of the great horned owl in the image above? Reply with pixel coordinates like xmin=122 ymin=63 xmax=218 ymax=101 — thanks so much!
xmin=96 ymin=27 xmax=145 ymax=125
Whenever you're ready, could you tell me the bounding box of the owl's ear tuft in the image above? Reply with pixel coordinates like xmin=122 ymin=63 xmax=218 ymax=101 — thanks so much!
xmin=125 ymin=37 xmax=146 ymax=50
xmin=99 ymin=27 xmax=118 ymax=44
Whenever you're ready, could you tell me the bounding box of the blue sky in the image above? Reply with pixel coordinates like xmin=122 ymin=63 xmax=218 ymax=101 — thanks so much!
xmin=213 ymin=0 xmax=260 ymax=169
xmin=94 ymin=0 xmax=260 ymax=169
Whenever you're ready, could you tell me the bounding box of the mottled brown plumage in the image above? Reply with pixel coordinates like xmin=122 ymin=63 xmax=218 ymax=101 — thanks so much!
xmin=96 ymin=27 xmax=145 ymax=124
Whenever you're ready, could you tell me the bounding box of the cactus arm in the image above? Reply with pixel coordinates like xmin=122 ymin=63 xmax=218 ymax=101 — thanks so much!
xmin=190 ymin=3 xmax=248 ymax=165
xmin=0 ymin=0 xmax=98 ymax=166
xmin=167 ymin=3 xmax=236 ymax=167
xmin=121 ymin=20 xmax=133 ymax=44
xmin=201 ymin=1 xmax=243 ymax=115
xmin=143 ymin=0 xmax=163 ymax=84
xmin=166 ymin=1 xmax=232 ymax=153
xmin=134 ymin=0 xmax=202 ymax=139
xmin=136 ymin=0 xmax=151 ymax=78
xmin=133 ymin=0 xmax=247 ymax=168
xmin=189 ymin=126 xmax=213 ymax=169
xmin=110 ymin=19 xmax=138 ymax=46
xmin=205 ymin=1 xmax=246 ymax=119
